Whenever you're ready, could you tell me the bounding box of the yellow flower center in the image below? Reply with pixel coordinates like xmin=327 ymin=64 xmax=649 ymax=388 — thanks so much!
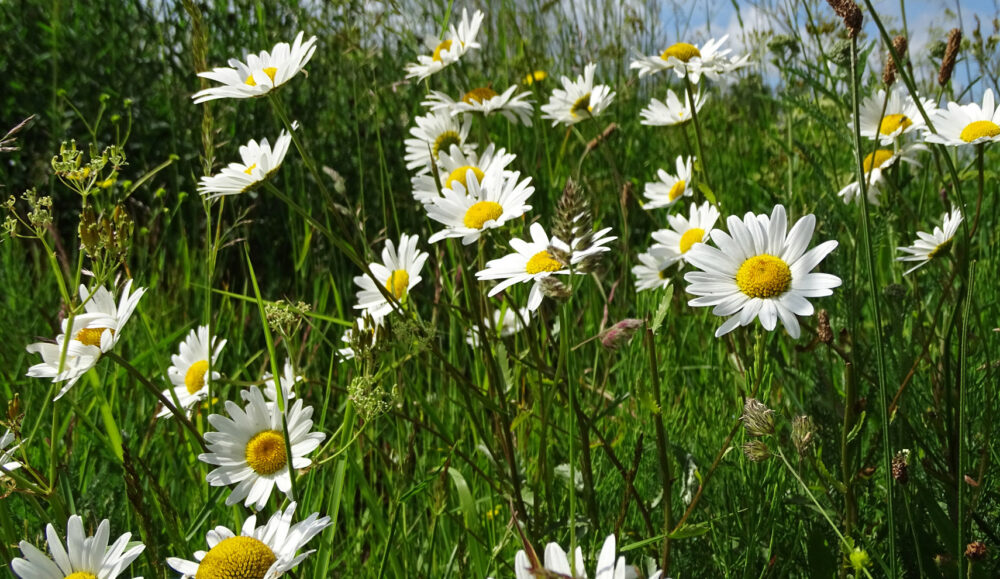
xmin=571 ymin=93 xmax=593 ymax=117
xmin=959 ymin=120 xmax=1000 ymax=143
xmin=244 ymin=67 xmax=278 ymax=87
xmin=679 ymin=227 xmax=705 ymax=254
xmin=432 ymin=131 xmax=461 ymax=159
xmin=661 ymin=42 xmax=701 ymax=62
xmin=463 ymin=201 xmax=504 ymax=229
xmin=243 ymin=163 xmax=257 ymax=175
xmin=658 ymin=268 xmax=670 ymax=280
xmin=185 ymin=360 xmax=210 ymax=395
xmin=385 ymin=269 xmax=410 ymax=299
xmin=432 ymin=39 xmax=453 ymax=62
xmin=65 ymin=573 xmax=98 ymax=579
xmin=927 ymin=238 xmax=953 ymax=259
xmin=879 ymin=113 xmax=912 ymax=135
xmin=463 ymin=87 xmax=498 ymax=105
xmin=244 ymin=430 xmax=287 ymax=475
xmin=668 ymin=180 xmax=687 ymax=202
xmin=75 ymin=327 xmax=111 ymax=348
xmin=736 ymin=255 xmax=792 ymax=299
xmin=525 ymin=251 xmax=563 ymax=274
xmin=194 ymin=536 xmax=277 ymax=579
xmin=862 ymin=150 xmax=895 ymax=174
xmin=445 ymin=165 xmax=485 ymax=190
xmin=523 ymin=70 xmax=547 ymax=85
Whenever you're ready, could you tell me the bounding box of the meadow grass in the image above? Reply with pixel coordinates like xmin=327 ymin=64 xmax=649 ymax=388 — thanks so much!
xmin=1 ymin=0 xmax=998 ymax=577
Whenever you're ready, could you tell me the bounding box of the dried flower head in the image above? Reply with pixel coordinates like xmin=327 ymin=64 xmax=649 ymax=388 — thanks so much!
xmin=892 ymin=449 xmax=911 ymax=484
xmin=826 ymin=0 xmax=863 ymax=38
xmin=964 ymin=541 xmax=987 ymax=562
xmin=883 ymin=35 xmax=907 ymax=86
xmin=939 ymin=28 xmax=962 ymax=86
xmin=742 ymin=440 xmax=771 ymax=462
xmin=538 ymin=275 xmax=572 ymax=302
xmin=792 ymin=415 xmax=815 ymax=455
xmin=599 ymin=319 xmax=644 ymax=351
xmin=741 ymin=398 xmax=775 ymax=437
xmin=817 ymin=310 xmax=833 ymax=344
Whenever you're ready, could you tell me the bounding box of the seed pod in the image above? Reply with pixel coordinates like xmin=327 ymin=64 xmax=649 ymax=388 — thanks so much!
xmin=938 ymin=28 xmax=962 ymax=86
xmin=741 ymin=398 xmax=775 ymax=437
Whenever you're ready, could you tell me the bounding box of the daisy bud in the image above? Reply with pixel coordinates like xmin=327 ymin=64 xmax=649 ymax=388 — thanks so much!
xmin=965 ymin=541 xmax=987 ymax=562
xmin=792 ymin=415 xmax=814 ymax=455
xmin=742 ymin=440 xmax=771 ymax=462
xmin=599 ymin=318 xmax=644 ymax=351
xmin=741 ymin=398 xmax=775 ymax=437
xmin=938 ymin=28 xmax=962 ymax=86
xmin=826 ymin=0 xmax=863 ymax=39
xmin=892 ymin=449 xmax=911 ymax=484
xmin=539 ymin=275 xmax=572 ymax=302
xmin=883 ymin=35 xmax=907 ymax=86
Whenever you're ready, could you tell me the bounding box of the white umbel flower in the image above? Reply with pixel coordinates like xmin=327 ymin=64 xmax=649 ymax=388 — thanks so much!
xmin=855 ymin=88 xmax=936 ymax=144
xmin=353 ymin=234 xmax=429 ymax=318
xmin=166 ymin=502 xmax=330 ymax=579
xmin=466 ymin=307 xmax=531 ymax=346
xmin=199 ymin=387 xmax=325 ymax=510
xmin=404 ymin=8 xmax=484 ymax=81
xmin=630 ymin=35 xmax=750 ymax=83
xmin=424 ymin=86 xmax=534 ymax=126
xmin=1 ymin=429 xmax=22 ymax=474
xmin=643 ymin=156 xmax=694 ymax=209
xmin=650 ymin=201 xmax=720 ymax=267
xmin=925 ymin=89 xmax=1000 ymax=147
xmin=11 ymin=515 xmax=144 ymax=579
xmin=197 ymin=130 xmax=293 ymax=199
xmin=404 ymin=111 xmax=475 ymax=175
xmin=513 ymin=534 xmax=662 ymax=579
xmin=411 ymin=143 xmax=517 ymax=205
xmin=684 ymin=204 xmax=841 ymax=339
xmin=192 ymin=32 xmax=317 ymax=103
xmin=837 ymin=143 xmax=925 ymax=205
xmin=427 ymin=169 xmax=534 ymax=245
xmin=640 ymin=88 xmax=706 ymax=126
xmin=896 ymin=209 xmax=962 ymax=275
xmin=541 ymin=63 xmax=616 ymax=126
xmin=476 ymin=223 xmax=574 ymax=311
xmin=158 ymin=325 xmax=227 ymax=419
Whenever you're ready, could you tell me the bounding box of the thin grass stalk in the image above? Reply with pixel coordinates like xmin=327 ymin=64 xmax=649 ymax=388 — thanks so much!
xmin=643 ymin=324 xmax=673 ymax=571
xmin=684 ymin=77 xmax=711 ymax=192
xmin=848 ymin=35 xmax=896 ymax=575
xmin=957 ymin=260 xmax=975 ymax=576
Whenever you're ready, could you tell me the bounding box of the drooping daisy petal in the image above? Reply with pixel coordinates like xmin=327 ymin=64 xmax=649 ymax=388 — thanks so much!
xmin=158 ymin=325 xmax=227 ymax=419
xmin=896 ymin=209 xmax=962 ymax=275
xmin=644 ymin=156 xmax=694 ymax=209
xmin=541 ymin=62 xmax=616 ymax=127
xmin=837 ymin=142 xmax=926 ymax=205
xmin=404 ymin=9 xmax=484 ymax=81
xmin=198 ymin=130 xmax=293 ymax=199
xmin=424 ymin=85 xmax=535 ymax=126
xmin=353 ymin=233 xmax=429 ymax=318
xmin=854 ymin=87 xmax=936 ymax=144
xmin=630 ymin=35 xmax=750 ymax=83
xmin=640 ymin=88 xmax=706 ymax=126
xmin=192 ymin=32 xmax=317 ymax=103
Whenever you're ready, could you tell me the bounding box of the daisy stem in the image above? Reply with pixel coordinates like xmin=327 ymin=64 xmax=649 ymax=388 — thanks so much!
xmin=684 ymin=77 xmax=711 ymax=192
xmin=644 ymin=323 xmax=673 ymax=572
xmin=957 ymin=260 xmax=975 ymax=579
xmin=267 ymin=92 xmax=333 ymax=205
xmin=848 ymin=36 xmax=897 ymax=575
xmin=558 ymin=302 xmax=577 ymax=574
xmin=105 ymin=351 xmax=208 ymax=452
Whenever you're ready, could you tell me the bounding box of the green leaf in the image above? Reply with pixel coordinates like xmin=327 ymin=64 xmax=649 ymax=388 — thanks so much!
xmin=651 ymin=285 xmax=674 ymax=334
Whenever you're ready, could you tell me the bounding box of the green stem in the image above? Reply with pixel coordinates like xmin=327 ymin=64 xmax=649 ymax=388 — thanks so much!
xmin=644 ymin=324 xmax=674 ymax=572
xmin=684 ymin=78 xmax=711 ymax=192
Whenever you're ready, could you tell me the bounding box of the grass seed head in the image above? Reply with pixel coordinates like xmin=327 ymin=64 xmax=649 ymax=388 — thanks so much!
xmin=883 ymin=35 xmax=907 ymax=86
xmin=742 ymin=440 xmax=771 ymax=462
xmin=938 ymin=28 xmax=962 ymax=86
xmin=826 ymin=0 xmax=863 ymax=38
xmin=742 ymin=398 xmax=775 ymax=437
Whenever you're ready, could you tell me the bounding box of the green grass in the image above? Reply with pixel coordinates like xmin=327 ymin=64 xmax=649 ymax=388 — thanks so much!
xmin=1 ymin=0 xmax=999 ymax=577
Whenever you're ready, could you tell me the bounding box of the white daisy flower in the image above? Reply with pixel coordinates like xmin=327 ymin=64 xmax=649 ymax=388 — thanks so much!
xmin=643 ymin=156 xmax=694 ymax=209
xmin=837 ymin=143 xmax=926 ymax=205
xmin=925 ymin=89 xmax=1000 ymax=147
xmin=466 ymin=306 xmax=531 ymax=346
xmin=197 ymin=130 xmax=293 ymax=199
xmin=25 ymin=334 xmax=102 ymax=399
xmin=199 ymin=387 xmax=325 ymax=510
xmin=338 ymin=315 xmax=383 ymax=360
xmin=477 ymin=223 xmax=584 ymax=311
xmin=426 ymin=169 xmax=534 ymax=245
xmin=540 ymin=62 xmax=616 ymax=127
xmin=158 ymin=325 xmax=227 ymax=419
xmin=640 ymin=88 xmax=706 ymax=127
xmin=166 ymin=502 xmax=330 ymax=579
xmin=11 ymin=515 xmax=145 ymax=579
xmin=404 ymin=8 xmax=484 ymax=81
xmin=76 ymin=280 xmax=146 ymax=354
xmin=1 ymin=429 xmax=22 ymax=474
xmin=424 ymin=86 xmax=535 ymax=126
xmin=411 ymin=143 xmax=518 ymax=205
xmin=192 ymin=32 xmax=317 ymax=103
xmin=514 ymin=534 xmax=662 ymax=579
xmin=650 ymin=201 xmax=721 ymax=267
xmin=255 ymin=359 xmax=300 ymax=406
xmin=633 ymin=246 xmax=675 ymax=292
xmin=353 ymin=233 xmax=429 ymax=318
xmin=404 ymin=111 xmax=475 ymax=175
xmin=896 ymin=209 xmax=962 ymax=275
xmin=855 ymin=87 xmax=936 ymax=144
xmin=630 ymin=35 xmax=750 ymax=83
xmin=684 ymin=204 xmax=841 ymax=339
